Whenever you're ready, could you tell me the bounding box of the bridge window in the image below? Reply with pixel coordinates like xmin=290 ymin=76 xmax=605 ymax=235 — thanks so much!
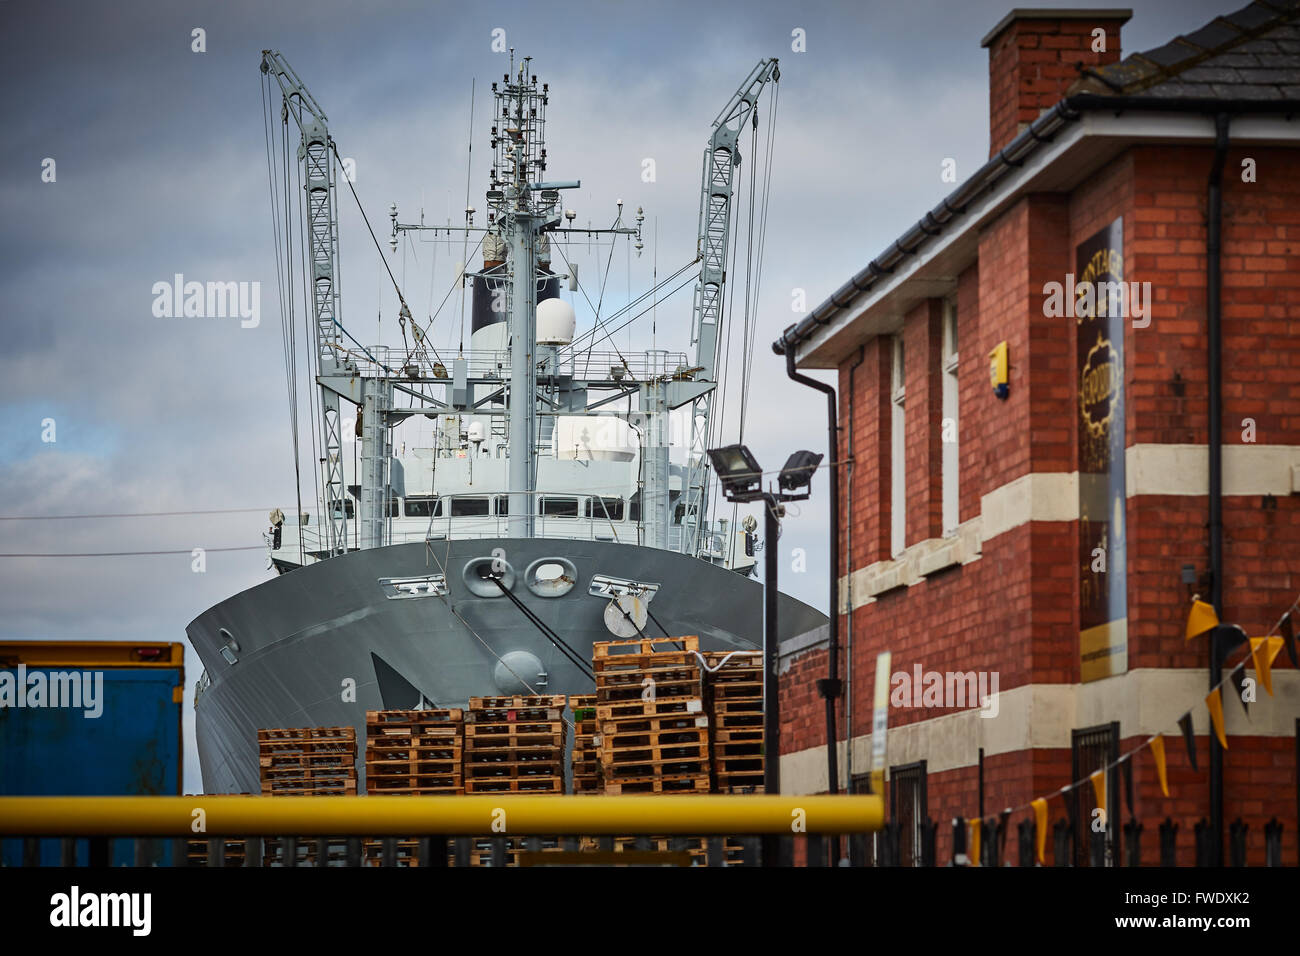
xmin=404 ymin=497 xmax=440 ymax=518
xmin=450 ymin=497 xmax=491 ymax=517
xmin=586 ymin=497 xmax=624 ymax=521
xmin=541 ymin=497 xmax=579 ymax=518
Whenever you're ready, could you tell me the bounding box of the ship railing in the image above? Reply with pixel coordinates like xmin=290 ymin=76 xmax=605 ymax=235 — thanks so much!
xmin=0 ymin=795 xmax=882 ymax=868
xmin=343 ymin=346 xmax=690 ymax=383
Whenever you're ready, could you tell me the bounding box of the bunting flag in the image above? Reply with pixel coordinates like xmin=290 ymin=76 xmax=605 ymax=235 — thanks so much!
xmin=1227 ymin=663 xmax=1250 ymax=717
xmin=968 ymin=817 xmax=981 ymax=867
xmin=999 ymin=808 xmax=1011 ymax=858
xmin=1032 ymin=798 xmax=1048 ymax=865
xmin=1185 ymin=599 xmax=1219 ymax=641
xmin=1177 ymin=713 xmax=1198 ymax=771
xmin=1249 ymin=638 xmax=1276 ymax=697
xmin=1206 ymin=687 xmax=1229 ymax=750
xmin=1150 ymin=734 xmax=1170 ymax=797
xmin=1266 ymin=636 xmax=1285 ymax=670
xmin=1089 ymin=769 xmax=1107 ymax=820
xmin=1282 ymin=611 xmax=1297 ymax=668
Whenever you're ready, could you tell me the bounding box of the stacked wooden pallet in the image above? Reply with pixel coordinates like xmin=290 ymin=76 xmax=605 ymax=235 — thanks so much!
xmin=364 ymin=709 xmax=464 ymax=794
xmin=703 ymin=650 xmax=765 ymax=793
xmin=464 ymin=836 xmax=564 ymax=867
xmin=463 ymin=694 xmax=567 ymax=794
xmin=184 ymin=838 xmax=247 ymax=866
xmin=569 ymin=694 xmax=602 ymax=794
xmin=362 ymin=708 xmax=464 ymax=866
xmin=258 ymin=726 xmax=357 ymax=795
xmin=594 ymin=836 xmax=749 ymax=865
xmin=595 ymin=636 xmax=711 ymax=795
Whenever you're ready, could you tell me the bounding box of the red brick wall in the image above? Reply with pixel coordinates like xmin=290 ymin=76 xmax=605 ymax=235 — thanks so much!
xmin=903 ymin=299 xmax=945 ymax=544
xmin=838 ymin=337 xmax=892 ymax=572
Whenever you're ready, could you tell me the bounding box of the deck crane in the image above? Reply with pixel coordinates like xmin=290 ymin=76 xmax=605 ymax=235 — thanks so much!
xmin=675 ymin=58 xmax=779 ymax=558
xmin=261 ymin=50 xmax=353 ymax=556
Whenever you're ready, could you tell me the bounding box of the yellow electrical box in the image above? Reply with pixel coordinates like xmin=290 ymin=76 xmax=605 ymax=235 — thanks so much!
xmin=989 ymin=340 xmax=1009 ymax=399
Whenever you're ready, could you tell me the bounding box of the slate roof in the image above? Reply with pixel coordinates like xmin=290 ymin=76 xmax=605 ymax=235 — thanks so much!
xmin=1070 ymin=0 xmax=1300 ymax=100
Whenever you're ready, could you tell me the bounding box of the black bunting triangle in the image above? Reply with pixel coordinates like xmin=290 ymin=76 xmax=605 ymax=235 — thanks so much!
xmin=1282 ymin=612 xmax=1297 ymax=669
xmin=1178 ymin=712 xmax=1198 ymax=771
xmin=999 ymin=809 xmax=1011 ymax=857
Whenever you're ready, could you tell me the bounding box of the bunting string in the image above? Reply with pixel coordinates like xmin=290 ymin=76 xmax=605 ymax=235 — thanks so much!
xmin=964 ymin=590 xmax=1300 ymax=855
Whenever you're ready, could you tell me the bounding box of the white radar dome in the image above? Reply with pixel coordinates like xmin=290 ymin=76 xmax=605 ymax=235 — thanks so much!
xmin=537 ymin=297 xmax=576 ymax=345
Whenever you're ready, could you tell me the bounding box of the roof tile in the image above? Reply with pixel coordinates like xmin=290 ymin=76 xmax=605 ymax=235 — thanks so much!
xmin=1141 ymin=39 xmax=1209 ymax=68
xmin=1178 ymin=65 xmax=1248 ymax=83
xmin=1222 ymin=2 xmax=1282 ymax=31
xmin=1182 ymin=20 xmax=1247 ymax=49
xmin=1210 ymin=81 xmax=1286 ymax=97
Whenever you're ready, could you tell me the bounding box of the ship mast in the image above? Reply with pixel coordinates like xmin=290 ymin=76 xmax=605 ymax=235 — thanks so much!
xmin=493 ymin=54 xmax=556 ymax=539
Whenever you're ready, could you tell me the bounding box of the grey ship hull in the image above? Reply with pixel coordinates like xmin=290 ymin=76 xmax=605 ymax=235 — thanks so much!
xmin=186 ymin=537 xmax=826 ymax=794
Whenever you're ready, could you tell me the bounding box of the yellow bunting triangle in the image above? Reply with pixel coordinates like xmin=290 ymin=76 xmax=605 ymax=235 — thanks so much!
xmin=1266 ymin=636 xmax=1284 ymax=669
xmin=1150 ymin=735 xmax=1169 ymax=797
xmin=1206 ymin=687 xmax=1228 ymax=750
xmin=1185 ymin=599 xmax=1219 ymax=641
xmin=968 ymin=818 xmax=980 ymax=867
xmin=1090 ymin=769 xmax=1106 ymax=816
xmin=1032 ymin=798 xmax=1048 ymax=865
xmin=1249 ymin=638 xmax=1275 ymax=697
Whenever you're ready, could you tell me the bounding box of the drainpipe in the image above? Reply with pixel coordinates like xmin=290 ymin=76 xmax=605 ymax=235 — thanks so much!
xmin=1207 ymin=112 xmax=1230 ymax=868
xmin=843 ymin=346 xmax=865 ymax=800
xmin=784 ymin=350 xmax=842 ymax=806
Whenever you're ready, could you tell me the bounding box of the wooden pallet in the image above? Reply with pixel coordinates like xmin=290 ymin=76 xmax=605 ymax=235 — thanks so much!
xmin=712 ymin=726 xmax=764 ymax=743
xmin=185 ymin=839 xmax=247 ymax=866
xmin=469 ymin=694 xmax=567 ymax=710
xmin=465 ymin=695 xmax=566 ymax=725
xmin=257 ymin=726 xmax=356 ymax=753
xmin=465 ymin=761 xmax=564 ymax=779
xmin=596 ymin=696 xmax=705 ymax=721
xmin=463 ymin=776 xmax=564 ymax=794
xmin=601 ymin=726 xmax=709 ymax=749
xmin=464 ymin=724 xmax=564 ymax=743
xmin=362 ymin=838 xmax=422 ymax=867
xmin=603 ymin=775 xmax=710 ymax=795
xmin=466 ymin=746 xmax=564 ymax=764
xmin=593 ymin=636 xmax=700 ymax=658
xmin=258 ymin=726 xmax=355 ymax=742
xmin=261 ymin=780 xmax=357 ymax=796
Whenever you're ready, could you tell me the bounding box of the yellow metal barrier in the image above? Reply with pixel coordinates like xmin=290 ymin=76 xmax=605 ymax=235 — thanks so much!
xmin=0 ymin=794 xmax=882 ymax=837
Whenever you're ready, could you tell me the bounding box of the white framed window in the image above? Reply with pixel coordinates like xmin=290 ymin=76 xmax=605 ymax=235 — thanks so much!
xmin=941 ymin=300 xmax=959 ymax=536
xmin=891 ymin=335 xmax=906 ymax=558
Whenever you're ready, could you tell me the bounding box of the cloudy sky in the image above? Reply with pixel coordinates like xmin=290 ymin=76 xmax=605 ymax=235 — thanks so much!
xmin=0 ymin=0 xmax=1227 ymax=791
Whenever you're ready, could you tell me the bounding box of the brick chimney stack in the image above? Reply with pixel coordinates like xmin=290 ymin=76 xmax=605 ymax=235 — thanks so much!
xmin=982 ymin=8 xmax=1131 ymax=156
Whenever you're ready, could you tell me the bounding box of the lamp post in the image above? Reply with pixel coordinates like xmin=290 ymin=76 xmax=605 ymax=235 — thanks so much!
xmin=707 ymin=443 xmax=822 ymax=867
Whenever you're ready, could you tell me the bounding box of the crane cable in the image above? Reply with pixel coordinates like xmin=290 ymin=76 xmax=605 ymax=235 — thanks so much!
xmin=263 ymin=72 xmax=305 ymax=560
xmin=328 ymin=141 xmax=444 ymax=369
xmin=490 ymin=577 xmax=596 ymax=682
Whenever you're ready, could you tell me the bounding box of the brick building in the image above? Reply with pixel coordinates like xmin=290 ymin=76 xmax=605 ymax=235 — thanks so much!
xmin=774 ymin=4 xmax=1300 ymax=866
